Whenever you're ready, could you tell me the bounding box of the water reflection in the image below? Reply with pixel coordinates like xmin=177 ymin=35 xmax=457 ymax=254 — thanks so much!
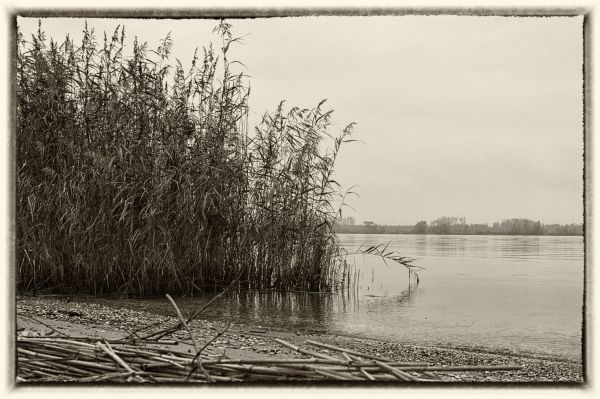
xmin=92 ymin=253 xmax=417 ymax=334
xmin=345 ymin=253 xmax=416 ymax=298
xmin=89 ymin=234 xmax=583 ymax=358
xmin=361 ymin=286 xmax=420 ymax=314
xmin=184 ymin=290 xmax=337 ymax=332
xmin=342 ymin=234 xmax=582 ymax=261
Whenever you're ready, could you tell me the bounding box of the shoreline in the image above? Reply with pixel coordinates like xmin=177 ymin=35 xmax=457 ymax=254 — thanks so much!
xmin=335 ymin=232 xmax=583 ymax=237
xmin=16 ymin=297 xmax=584 ymax=383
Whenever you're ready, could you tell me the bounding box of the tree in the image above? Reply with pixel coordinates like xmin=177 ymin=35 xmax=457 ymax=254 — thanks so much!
xmin=430 ymin=216 xmax=455 ymax=234
xmin=363 ymin=220 xmax=377 ymax=233
xmin=413 ymin=220 xmax=427 ymax=234
xmin=341 ymin=216 xmax=355 ymax=225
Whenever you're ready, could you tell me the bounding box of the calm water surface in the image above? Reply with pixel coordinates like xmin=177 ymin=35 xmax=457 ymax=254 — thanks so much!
xmin=99 ymin=234 xmax=584 ymax=359
xmin=337 ymin=234 xmax=584 ymax=359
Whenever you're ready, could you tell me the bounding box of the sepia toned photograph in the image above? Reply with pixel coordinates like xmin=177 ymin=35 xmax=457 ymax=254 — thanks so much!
xmin=12 ymin=8 xmax=587 ymax=387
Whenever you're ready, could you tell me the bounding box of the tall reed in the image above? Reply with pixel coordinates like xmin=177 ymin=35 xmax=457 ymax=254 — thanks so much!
xmin=16 ymin=21 xmax=355 ymax=296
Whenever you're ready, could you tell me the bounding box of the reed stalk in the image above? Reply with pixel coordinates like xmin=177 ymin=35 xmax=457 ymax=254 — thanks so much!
xmin=16 ymin=20 xmax=356 ymax=296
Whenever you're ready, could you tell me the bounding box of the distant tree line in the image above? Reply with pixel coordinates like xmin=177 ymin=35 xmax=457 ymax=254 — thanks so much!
xmin=334 ymin=217 xmax=583 ymax=236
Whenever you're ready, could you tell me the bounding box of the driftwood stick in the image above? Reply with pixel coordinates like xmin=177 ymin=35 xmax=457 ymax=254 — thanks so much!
xmin=305 ymin=339 xmax=392 ymax=362
xmin=198 ymin=323 xmax=232 ymax=355
xmin=313 ymin=368 xmax=362 ymax=381
xmin=18 ymin=347 xmax=61 ymax=360
xmin=186 ymin=276 xmax=240 ymax=323
xmin=41 ymin=360 xmax=93 ymax=376
xmin=123 ymin=319 xmax=166 ymax=341
xmin=359 ymin=367 xmax=376 ymax=380
xmin=18 ymin=337 xmax=96 ymax=348
xmin=204 ymin=358 xmax=344 ymax=365
xmin=165 ymin=294 xmax=199 ymax=353
xmin=419 ymin=371 xmax=442 ymax=381
xmin=345 ymin=353 xmax=376 ymax=380
xmin=18 ymin=315 xmax=69 ymax=337
xmin=272 ymin=338 xmax=339 ymax=360
xmin=150 ymin=356 xmax=187 ymax=369
xmin=98 ymin=342 xmax=146 ymax=382
xmin=19 ymin=359 xmax=92 ymax=377
xmin=200 ymin=358 xmax=423 ymax=367
xmin=96 ymin=342 xmax=132 ymax=370
xmin=308 ymin=364 xmax=364 ymax=381
xmin=375 ymin=360 xmax=418 ymax=381
xmin=77 ymin=371 xmax=139 ymax=382
xmin=210 ymin=364 xmax=320 ymax=378
xmin=186 ymin=322 xmax=233 ymax=381
xmin=20 ymin=335 xmax=178 ymax=345
xmin=396 ymin=365 xmax=523 ymax=372
xmin=61 ymin=359 xmax=122 ymax=372
xmin=140 ymin=278 xmax=239 ymax=342
xmin=165 ymin=294 xmax=213 ymax=382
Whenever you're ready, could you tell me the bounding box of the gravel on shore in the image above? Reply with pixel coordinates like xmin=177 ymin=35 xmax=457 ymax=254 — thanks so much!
xmin=15 ymin=296 xmax=584 ymax=384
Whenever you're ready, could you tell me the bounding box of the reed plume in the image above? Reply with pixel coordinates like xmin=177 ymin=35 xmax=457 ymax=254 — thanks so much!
xmin=16 ymin=20 xmax=356 ymax=296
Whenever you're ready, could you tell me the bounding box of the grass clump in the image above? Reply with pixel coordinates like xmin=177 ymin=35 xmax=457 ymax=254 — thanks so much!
xmin=16 ymin=20 xmax=356 ymax=296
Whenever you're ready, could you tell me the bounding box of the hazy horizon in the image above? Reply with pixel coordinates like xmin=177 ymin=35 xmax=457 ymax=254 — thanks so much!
xmin=339 ymin=217 xmax=583 ymax=227
xmin=17 ymin=16 xmax=584 ymax=226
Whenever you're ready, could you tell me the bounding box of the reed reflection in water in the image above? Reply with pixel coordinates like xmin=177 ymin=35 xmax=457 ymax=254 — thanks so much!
xmin=91 ymin=234 xmax=583 ymax=358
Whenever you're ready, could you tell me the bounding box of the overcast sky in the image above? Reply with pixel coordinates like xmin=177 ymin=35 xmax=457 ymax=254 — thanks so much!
xmin=17 ymin=16 xmax=584 ymax=225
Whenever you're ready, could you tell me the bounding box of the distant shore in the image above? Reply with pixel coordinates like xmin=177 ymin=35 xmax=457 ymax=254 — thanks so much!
xmin=335 ymin=231 xmax=583 ymax=236
xmin=335 ymin=218 xmax=583 ymax=236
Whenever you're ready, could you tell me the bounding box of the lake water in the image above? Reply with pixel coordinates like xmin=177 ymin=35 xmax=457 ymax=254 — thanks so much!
xmin=99 ymin=234 xmax=584 ymax=359
xmin=336 ymin=234 xmax=584 ymax=359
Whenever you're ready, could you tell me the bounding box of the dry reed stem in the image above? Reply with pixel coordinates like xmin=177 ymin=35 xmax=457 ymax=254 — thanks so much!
xmin=165 ymin=294 xmax=199 ymax=352
xmin=375 ymin=360 xmax=418 ymax=381
xmin=165 ymin=294 xmax=217 ymax=381
xmin=346 ymin=352 xmax=376 ymax=380
xmin=396 ymin=365 xmax=523 ymax=372
xmin=187 ymin=322 xmax=232 ymax=381
xmin=305 ymin=339 xmax=392 ymax=362
xmin=96 ymin=341 xmax=145 ymax=382
xmin=17 ymin=333 xmax=524 ymax=383
xmin=19 ymin=315 xmax=69 ymax=337
xmin=272 ymin=338 xmax=339 ymax=360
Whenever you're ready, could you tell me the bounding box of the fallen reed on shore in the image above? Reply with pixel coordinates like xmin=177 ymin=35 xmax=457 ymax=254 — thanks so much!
xmin=17 ymin=336 xmax=523 ymax=383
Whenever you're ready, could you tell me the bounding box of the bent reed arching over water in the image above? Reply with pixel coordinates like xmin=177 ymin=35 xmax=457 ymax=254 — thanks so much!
xmin=16 ymin=20 xmax=363 ymax=297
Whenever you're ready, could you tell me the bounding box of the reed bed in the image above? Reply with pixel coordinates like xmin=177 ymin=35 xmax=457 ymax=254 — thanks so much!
xmin=16 ymin=20 xmax=359 ymax=296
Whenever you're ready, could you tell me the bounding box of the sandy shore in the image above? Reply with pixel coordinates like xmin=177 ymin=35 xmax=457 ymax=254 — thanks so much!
xmin=15 ymin=297 xmax=584 ymax=384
